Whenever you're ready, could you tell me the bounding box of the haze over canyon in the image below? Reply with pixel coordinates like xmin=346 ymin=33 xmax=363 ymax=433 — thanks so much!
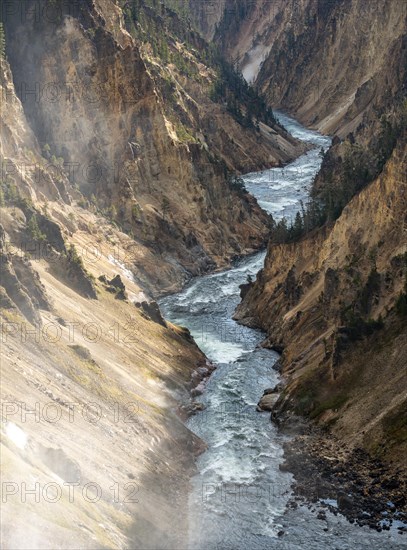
xmin=0 ymin=1 xmax=405 ymax=548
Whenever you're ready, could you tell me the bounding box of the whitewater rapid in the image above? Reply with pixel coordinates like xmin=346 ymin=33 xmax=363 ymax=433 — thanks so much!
xmin=160 ymin=113 xmax=404 ymax=549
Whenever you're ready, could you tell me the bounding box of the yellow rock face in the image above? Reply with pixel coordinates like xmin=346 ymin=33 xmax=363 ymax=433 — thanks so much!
xmin=235 ymin=142 xmax=407 ymax=467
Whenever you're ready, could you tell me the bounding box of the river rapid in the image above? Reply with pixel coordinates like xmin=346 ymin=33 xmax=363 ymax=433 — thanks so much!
xmin=159 ymin=113 xmax=404 ymax=549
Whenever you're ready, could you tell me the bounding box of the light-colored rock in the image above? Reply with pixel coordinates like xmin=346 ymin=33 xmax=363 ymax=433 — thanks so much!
xmin=256 ymin=393 xmax=279 ymax=412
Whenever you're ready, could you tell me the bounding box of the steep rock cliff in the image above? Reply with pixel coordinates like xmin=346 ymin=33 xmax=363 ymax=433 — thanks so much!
xmin=0 ymin=1 xmax=305 ymax=546
xmin=1 ymin=50 xmax=211 ymax=547
xmin=255 ymin=0 xmax=407 ymax=136
xmin=190 ymin=0 xmax=407 ymax=516
xmin=2 ymin=0 xmax=305 ymax=297
xmin=235 ymin=137 xmax=407 ymax=467
xmin=199 ymin=0 xmax=406 ymax=137
xmin=188 ymin=0 xmax=227 ymax=41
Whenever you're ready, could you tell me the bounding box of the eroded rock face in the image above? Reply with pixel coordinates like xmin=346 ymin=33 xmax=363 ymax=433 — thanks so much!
xmin=0 ymin=250 xmax=41 ymax=325
xmin=188 ymin=0 xmax=227 ymax=40
xmin=256 ymin=0 xmax=406 ymax=136
xmin=208 ymin=0 xmax=406 ymax=136
xmin=136 ymin=300 xmax=167 ymax=327
xmin=0 ymin=3 xmax=285 ymax=546
xmin=235 ymin=141 xmax=407 ymax=467
xmin=2 ymin=0 xmax=302 ymax=295
xmin=205 ymin=0 xmax=407 ymax=470
xmin=1 ymin=2 xmax=304 ymax=545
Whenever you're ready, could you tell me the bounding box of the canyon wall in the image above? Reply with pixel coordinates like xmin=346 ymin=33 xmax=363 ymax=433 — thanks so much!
xmin=0 ymin=1 xmax=302 ymax=547
xmin=188 ymin=0 xmax=227 ymax=40
xmin=193 ymin=0 xmax=406 ymax=137
xmin=189 ymin=0 xmax=407 ymax=505
xmin=235 ymin=123 xmax=407 ymax=467
xmin=1 ymin=51 xmax=209 ymax=548
xmin=2 ymin=0 xmax=305 ymax=297
xmin=219 ymin=0 xmax=407 ymax=466
xmin=254 ymin=0 xmax=407 ymax=137
xmin=1 ymin=0 xmax=405 ymax=545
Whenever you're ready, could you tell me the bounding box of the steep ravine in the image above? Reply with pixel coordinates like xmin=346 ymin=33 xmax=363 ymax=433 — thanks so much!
xmin=1 ymin=49 xmax=208 ymax=547
xmin=191 ymin=0 xmax=407 ymax=509
xmin=235 ymin=137 xmax=407 ymax=466
xmin=0 ymin=2 xmax=304 ymax=548
xmin=191 ymin=0 xmax=406 ymax=137
xmin=161 ymin=113 xmax=405 ymax=548
xmin=1 ymin=2 xmax=405 ymax=548
xmin=2 ymin=0 xmax=307 ymax=296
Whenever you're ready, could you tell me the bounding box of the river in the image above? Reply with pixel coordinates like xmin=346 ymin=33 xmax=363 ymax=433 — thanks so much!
xmin=159 ymin=113 xmax=404 ymax=549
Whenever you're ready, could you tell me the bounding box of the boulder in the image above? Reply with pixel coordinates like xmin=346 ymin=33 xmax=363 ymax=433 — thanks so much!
xmin=197 ymin=367 xmax=209 ymax=377
xmin=256 ymin=393 xmax=279 ymax=412
xmin=191 ymin=383 xmax=205 ymax=397
xmin=139 ymin=301 xmax=167 ymax=327
xmin=337 ymin=491 xmax=354 ymax=511
xmin=108 ymin=274 xmax=125 ymax=290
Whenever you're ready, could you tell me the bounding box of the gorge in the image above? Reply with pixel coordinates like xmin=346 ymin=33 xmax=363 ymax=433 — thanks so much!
xmin=1 ymin=0 xmax=406 ymax=548
xmin=160 ymin=112 xmax=404 ymax=549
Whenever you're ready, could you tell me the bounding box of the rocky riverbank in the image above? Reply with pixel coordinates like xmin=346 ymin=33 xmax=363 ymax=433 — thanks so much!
xmin=256 ymin=374 xmax=406 ymax=535
xmin=280 ymin=428 xmax=407 ymax=534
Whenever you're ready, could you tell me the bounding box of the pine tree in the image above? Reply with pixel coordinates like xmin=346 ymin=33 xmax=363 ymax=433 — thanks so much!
xmin=273 ymin=217 xmax=289 ymax=243
xmin=161 ymin=196 xmax=170 ymax=220
xmin=292 ymin=211 xmax=303 ymax=240
xmin=0 ymin=23 xmax=5 ymax=60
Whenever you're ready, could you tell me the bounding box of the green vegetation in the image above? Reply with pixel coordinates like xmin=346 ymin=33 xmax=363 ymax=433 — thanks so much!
xmin=60 ymin=243 xmax=97 ymax=298
xmin=272 ymin=101 xmax=407 ymax=244
xmin=175 ymin=123 xmax=197 ymax=144
xmin=340 ymin=305 xmax=384 ymax=341
xmin=271 ymin=199 xmax=320 ymax=244
xmin=0 ymin=177 xmax=33 ymax=211
xmin=209 ymin=61 xmax=276 ymax=128
xmin=120 ymin=0 xmax=277 ymax=130
xmin=1 ymin=179 xmax=19 ymax=205
xmin=77 ymin=197 xmax=88 ymax=209
xmin=227 ymin=174 xmax=248 ymax=195
xmin=27 ymin=214 xmax=47 ymax=243
xmin=122 ymin=0 xmax=193 ymax=61
xmin=161 ymin=74 xmax=176 ymax=102
xmin=66 ymin=244 xmax=84 ymax=269
xmin=161 ymin=196 xmax=170 ymax=219
xmin=42 ymin=143 xmax=51 ymax=159
xmin=0 ymin=22 xmax=5 ymax=60
xmin=162 ymin=0 xmax=190 ymax=20
xmin=360 ymin=268 xmax=381 ymax=314
xmin=106 ymin=205 xmax=117 ymax=220
xmin=131 ymin=203 xmax=142 ymax=222
xmin=317 ymin=106 xmax=406 ymax=220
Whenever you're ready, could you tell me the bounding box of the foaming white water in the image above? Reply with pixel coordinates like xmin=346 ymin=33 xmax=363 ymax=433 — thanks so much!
xmin=160 ymin=116 xmax=403 ymax=549
xmin=160 ymin=115 xmax=330 ymax=549
xmin=243 ymin=116 xmax=331 ymax=222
